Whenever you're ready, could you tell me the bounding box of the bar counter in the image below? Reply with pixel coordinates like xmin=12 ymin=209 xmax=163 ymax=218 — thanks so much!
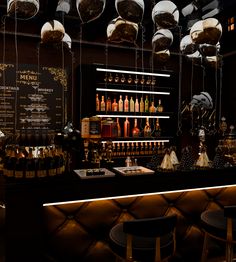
xmin=3 ymin=166 xmax=236 ymax=262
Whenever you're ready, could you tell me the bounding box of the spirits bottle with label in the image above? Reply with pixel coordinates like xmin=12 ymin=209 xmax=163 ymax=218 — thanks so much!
xmin=135 ymin=98 xmax=139 ymax=112
xmin=157 ymin=99 xmax=164 ymax=112
xmin=154 ymin=118 xmax=161 ymax=137
xmin=144 ymin=117 xmax=152 ymax=137
xmin=149 ymin=101 xmax=156 ymax=113
xmin=112 ymin=98 xmax=118 ymax=112
xmin=140 ymin=97 xmax=144 ymax=112
xmin=145 ymin=95 xmax=149 ymax=113
xmin=132 ymin=118 xmax=140 ymax=137
xmin=100 ymin=96 xmax=106 ymax=111
xmin=118 ymin=95 xmax=123 ymax=112
xmin=96 ymin=94 xmax=100 ymax=111
xmin=124 ymin=95 xmax=129 ymax=112
xmin=117 ymin=118 xmax=121 ymax=137
xmin=130 ymin=97 xmax=134 ymax=112
xmin=106 ymin=96 xmax=111 ymax=111
xmin=124 ymin=117 xmax=130 ymax=137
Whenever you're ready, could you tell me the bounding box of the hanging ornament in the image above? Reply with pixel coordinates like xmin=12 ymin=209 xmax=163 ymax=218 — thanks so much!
xmin=152 ymin=29 xmax=173 ymax=52
xmin=115 ymin=0 xmax=144 ymax=24
xmin=56 ymin=0 xmax=71 ymax=14
xmin=62 ymin=33 xmax=72 ymax=49
xmin=7 ymin=0 xmax=39 ymax=19
xmin=76 ymin=0 xmax=106 ymax=23
xmin=41 ymin=20 xmax=65 ymax=44
xmin=190 ymin=91 xmax=213 ymax=110
xmin=190 ymin=18 xmax=222 ymax=45
xmin=180 ymin=35 xmax=197 ymax=55
xmin=152 ymin=1 xmax=179 ymax=29
xmin=107 ymin=17 xmax=139 ymax=44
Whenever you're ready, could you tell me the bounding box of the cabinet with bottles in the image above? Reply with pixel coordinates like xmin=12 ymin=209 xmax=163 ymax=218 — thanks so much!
xmin=81 ymin=65 xmax=178 ymax=161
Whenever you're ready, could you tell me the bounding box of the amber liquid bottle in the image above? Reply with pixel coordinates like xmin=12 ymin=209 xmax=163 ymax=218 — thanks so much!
xmin=135 ymin=98 xmax=139 ymax=112
xmin=144 ymin=117 xmax=152 ymax=137
xmin=117 ymin=118 xmax=121 ymax=137
xmin=106 ymin=97 xmax=111 ymax=111
xmin=130 ymin=97 xmax=134 ymax=112
xmin=145 ymin=95 xmax=149 ymax=113
xmin=157 ymin=99 xmax=164 ymax=112
xmin=124 ymin=95 xmax=129 ymax=112
xmin=96 ymin=94 xmax=100 ymax=111
xmin=132 ymin=118 xmax=140 ymax=137
xmin=124 ymin=118 xmax=130 ymax=137
xmin=140 ymin=97 xmax=144 ymax=112
xmin=118 ymin=95 xmax=123 ymax=112
xmin=112 ymin=98 xmax=118 ymax=112
xmin=154 ymin=118 xmax=161 ymax=137
xmin=100 ymin=96 xmax=106 ymax=111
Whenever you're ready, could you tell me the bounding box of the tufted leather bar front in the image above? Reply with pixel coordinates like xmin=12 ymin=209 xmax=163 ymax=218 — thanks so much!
xmin=43 ymin=186 xmax=236 ymax=261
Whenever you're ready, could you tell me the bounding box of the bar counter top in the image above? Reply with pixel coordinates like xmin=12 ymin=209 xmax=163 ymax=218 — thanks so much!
xmin=4 ymin=166 xmax=236 ymax=205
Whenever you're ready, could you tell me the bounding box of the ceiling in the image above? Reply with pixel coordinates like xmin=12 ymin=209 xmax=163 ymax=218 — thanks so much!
xmin=0 ymin=0 xmax=236 ymax=54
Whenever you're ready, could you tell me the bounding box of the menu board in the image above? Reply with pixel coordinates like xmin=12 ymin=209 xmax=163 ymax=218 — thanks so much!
xmin=0 ymin=63 xmax=67 ymax=135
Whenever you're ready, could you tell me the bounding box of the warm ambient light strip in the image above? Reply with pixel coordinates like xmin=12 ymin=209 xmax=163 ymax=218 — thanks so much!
xmin=43 ymin=183 xmax=236 ymax=206
xmin=96 ymin=88 xmax=170 ymax=95
xmin=96 ymin=68 xmax=171 ymax=78
xmin=97 ymin=115 xmax=170 ymax=119
xmin=101 ymin=139 xmax=169 ymax=144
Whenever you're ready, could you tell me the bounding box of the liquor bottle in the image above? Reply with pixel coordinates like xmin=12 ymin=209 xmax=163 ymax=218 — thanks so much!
xmin=25 ymin=147 xmax=36 ymax=178
xmin=154 ymin=118 xmax=161 ymax=137
xmin=112 ymin=98 xmax=118 ymax=112
xmin=135 ymin=98 xmax=139 ymax=112
xmin=157 ymin=99 xmax=164 ymax=112
xmin=106 ymin=96 xmax=111 ymax=111
xmin=96 ymin=94 xmax=100 ymax=111
xmin=149 ymin=101 xmax=156 ymax=113
xmin=132 ymin=118 xmax=140 ymax=137
xmin=37 ymin=148 xmax=47 ymax=178
xmin=100 ymin=96 xmax=106 ymax=111
xmin=118 ymin=95 xmax=123 ymax=112
xmin=144 ymin=117 xmax=152 ymax=137
xmin=15 ymin=148 xmax=25 ymax=178
xmin=145 ymin=95 xmax=149 ymax=113
xmin=124 ymin=95 xmax=129 ymax=112
xmin=117 ymin=118 xmax=121 ymax=137
xmin=140 ymin=97 xmax=144 ymax=112
xmin=124 ymin=117 xmax=130 ymax=137
xmin=130 ymin=97 xmax=134 ymax=112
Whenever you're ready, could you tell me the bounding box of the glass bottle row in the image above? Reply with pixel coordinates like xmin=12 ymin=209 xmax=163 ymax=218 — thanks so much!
xmin=96 ymin=94 xmax=164 ymax=113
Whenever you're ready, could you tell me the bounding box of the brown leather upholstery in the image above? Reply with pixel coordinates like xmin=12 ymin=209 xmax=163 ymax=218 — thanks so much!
xmin=43 ymin=187 xmax=236 ymax=261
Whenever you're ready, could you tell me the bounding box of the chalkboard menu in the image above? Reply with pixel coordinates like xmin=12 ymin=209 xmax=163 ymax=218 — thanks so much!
xmin=0 ymin=63 xmax=67 ymax=135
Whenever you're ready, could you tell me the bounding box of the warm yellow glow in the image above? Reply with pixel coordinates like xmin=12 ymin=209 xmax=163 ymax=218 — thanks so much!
xmin=96 ymin=114 xmax=170 ymax=119
xmin=101 ymin=139 xmax=169 ymax=144
xmin=43 ymin=184 xmax=236 ymax=207
xmin=96 ymin=88 xmax=170 ymax=95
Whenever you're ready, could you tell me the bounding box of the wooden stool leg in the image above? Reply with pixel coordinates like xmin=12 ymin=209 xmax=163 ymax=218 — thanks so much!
xmin=226 ymin=242 xmax=233 ymax=262
xmin=201 ymin=232 xmax=209 ymax=262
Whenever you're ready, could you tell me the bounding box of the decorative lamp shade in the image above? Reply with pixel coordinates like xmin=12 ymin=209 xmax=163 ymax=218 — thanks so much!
xmin=62 ymin=33 xmax=72 ymax=49
xmin=191 ymin=92 xmax=213 ymax=109
xmin=199 ymin=42 xmax=220 ymax=57
xmin=76 ymin=0 xmax=106 ymax=23
xmin=41 ymin=20 xmax=65 ymax=44
xmin=190 ymin=18 xmax=222 ymax=45
xmin=56 ymin=0 xmax=71 ymax=14
xmin=107 ymin=17 xmax=139 ymax=44
xmin=180 ymin=35 xmax=197 ymax=55
xmin=7 ymin=0 xmax=39 ymax=19
xmin=115 ymin=0 xmax=144 ymax=23
xmin=152 ymin=29 xmax=173 ymax=52
xmin=154 ymin=49 xmax=170 ymax=63
xmin=152 ymin=1 xmax=179 ymax=29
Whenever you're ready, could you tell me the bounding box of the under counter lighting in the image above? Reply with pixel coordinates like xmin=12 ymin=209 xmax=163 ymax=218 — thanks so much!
xmin=96 ymin=68 xmax=171 ymax=78
xmin=101 ymin=139 xmax=169 ymax=144
xmin=96 ymin=115 xmax=170 ymax=119
xmin=96 ymin=88 xmax=170 ymax=95
xmin=43 ymin=183 xmax=236 ymax=206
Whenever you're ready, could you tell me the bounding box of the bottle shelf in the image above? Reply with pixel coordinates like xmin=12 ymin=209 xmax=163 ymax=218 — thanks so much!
xmin=96 ymin=112 xmax=172 ymax=119
xmin=100 ymin=137 xmax=172 ymax=144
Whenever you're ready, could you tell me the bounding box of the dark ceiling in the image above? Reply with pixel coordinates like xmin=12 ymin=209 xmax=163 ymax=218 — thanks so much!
xmin=0 ymin=0 xmax=236 ymax=54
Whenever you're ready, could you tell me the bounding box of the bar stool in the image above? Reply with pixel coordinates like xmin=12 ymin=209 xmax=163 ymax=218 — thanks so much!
xmin=109 ymin=215 xmax=177 ymax=262
xmin=201 ymin=206 xmax=236 ymax=262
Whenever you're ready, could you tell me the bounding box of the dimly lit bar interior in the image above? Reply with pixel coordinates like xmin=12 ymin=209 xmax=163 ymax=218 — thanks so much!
xmin=0 ymin=0 xmax=236 ymax=261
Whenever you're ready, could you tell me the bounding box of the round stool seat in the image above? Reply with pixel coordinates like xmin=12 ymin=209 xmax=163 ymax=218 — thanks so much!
xmin=109 ymin=223 xmax=174 ymax=261
xmin=201 ymin=210 xmax=236 ymax=241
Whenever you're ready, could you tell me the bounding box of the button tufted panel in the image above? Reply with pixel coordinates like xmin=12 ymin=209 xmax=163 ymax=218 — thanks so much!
xmin=43 ymin=187 xmax=236 ymax=261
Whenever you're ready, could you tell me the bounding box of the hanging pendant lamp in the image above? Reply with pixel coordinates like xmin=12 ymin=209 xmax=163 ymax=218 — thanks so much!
xmin=56 ymin=0 xmax=71 ymax=14
xmin=115 ymin=0 xmax=144 ymax=23
xmin=152 ymin=0 xmax=179 ymax=29
xmin=180 ymin=35 xmax=197 ymax=55
xmin=152 ymin=29 xmax=173 ymax=52
xmin=41 ymin=20 xmax=65 ymax=44
xmin=7 ymin=0 xmax=39 ymax=19
xmin=190 ymin=18 xmax=222 ymax=45
xmin=62 ymin=33 xmax=72 ymax=49
xmin=199 ymin=42 xmax=220 ymax=57
xmin=107 ymin=17 xmax=139 ymax=44
xmin=76 ymin=0 xmax=106 ymax=23
xmin=154 ymin=49 xmax=170 ymax=63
